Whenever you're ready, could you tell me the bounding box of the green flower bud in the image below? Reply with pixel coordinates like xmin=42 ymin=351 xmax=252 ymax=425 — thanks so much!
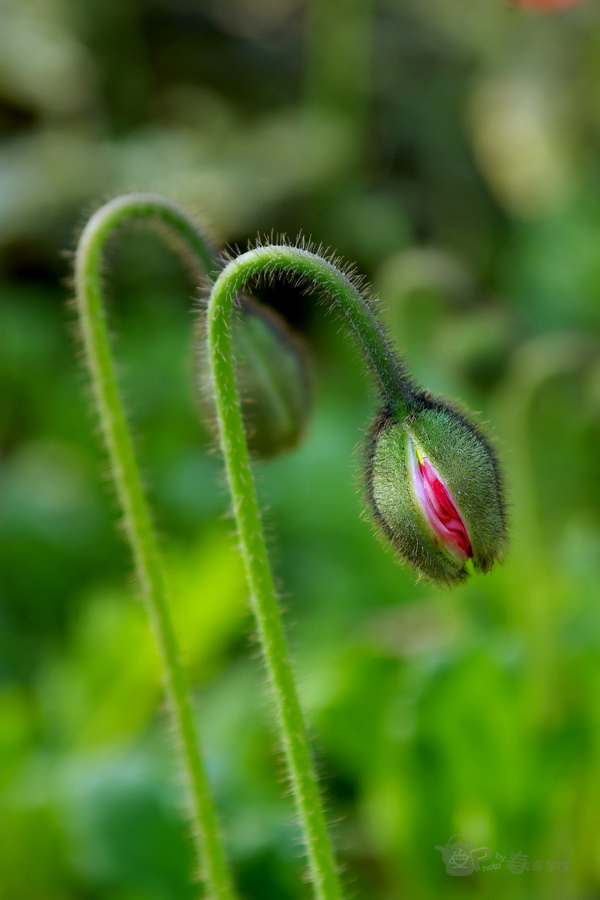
xmin=198 ymin=295 xmax=312 ymax=458
xmin=365 ymin=393 xmax=507 ymax=585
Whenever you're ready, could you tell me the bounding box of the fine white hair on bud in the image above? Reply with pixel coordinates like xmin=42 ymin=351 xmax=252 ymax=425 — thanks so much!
xmin=365 ymin=392 xmax=507 ymax=585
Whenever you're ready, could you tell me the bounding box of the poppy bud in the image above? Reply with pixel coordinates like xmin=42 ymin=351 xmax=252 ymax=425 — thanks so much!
xmin=365 ymin=394 xmax=507 ymax=585
xmin=198 ymin=295 xmax=312 ymax=458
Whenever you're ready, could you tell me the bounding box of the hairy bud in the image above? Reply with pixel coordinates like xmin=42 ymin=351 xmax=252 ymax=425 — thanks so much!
xmin=198 ymin=295 xmax=312 ymax=458
xmin=366 ymin=394 xmax=507 ymax=585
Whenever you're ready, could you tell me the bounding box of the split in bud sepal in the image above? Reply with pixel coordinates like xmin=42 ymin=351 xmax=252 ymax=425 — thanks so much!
xmin=198 ymin=295 xmax=312 ymax=459
xmin=366 ymin=393 xmax=507 ymax=585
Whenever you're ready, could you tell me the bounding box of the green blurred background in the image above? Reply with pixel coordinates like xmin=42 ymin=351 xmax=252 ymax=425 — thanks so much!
xmin=1 ymin=0 xmax=600 ymax=898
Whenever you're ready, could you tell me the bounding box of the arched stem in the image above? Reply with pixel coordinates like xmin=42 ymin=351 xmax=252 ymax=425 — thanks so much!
xmin=74 ymin=193 xmax=236 ymax=900
xmin=206 ymin=245 xmax=409 ymax=900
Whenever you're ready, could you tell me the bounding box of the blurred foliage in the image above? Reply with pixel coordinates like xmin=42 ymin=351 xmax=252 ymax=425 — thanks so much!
xmin=1 ymin=0 xmax=600 ymax=898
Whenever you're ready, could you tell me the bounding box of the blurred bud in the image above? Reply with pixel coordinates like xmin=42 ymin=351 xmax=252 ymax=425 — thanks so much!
xmin=198 ymin=295 xmax=312 ymax=458
xmin=366 ymin=396 xmax=507 ymax=585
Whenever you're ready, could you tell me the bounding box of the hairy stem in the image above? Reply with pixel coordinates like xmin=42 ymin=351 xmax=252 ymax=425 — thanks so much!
xmin=74 ymin=193 xmax=236 ymax=900
xmin=207 ymin=245 xmax=407 ymax=900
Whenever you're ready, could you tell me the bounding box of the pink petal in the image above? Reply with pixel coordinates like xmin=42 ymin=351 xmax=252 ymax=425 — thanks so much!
xmin=411 ymin=447 xmax=472 ymax=561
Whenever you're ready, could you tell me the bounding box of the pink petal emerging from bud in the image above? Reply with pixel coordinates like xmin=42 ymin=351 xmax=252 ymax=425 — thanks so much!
xmin=410 ymin=443 xmax=472 ymax=562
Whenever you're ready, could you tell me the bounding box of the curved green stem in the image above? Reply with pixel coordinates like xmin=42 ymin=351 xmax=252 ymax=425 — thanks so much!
xmin=74 ymin=193 xmax=236 ymax=900
xmin=207 ymin=245 xmax=407 ymax=900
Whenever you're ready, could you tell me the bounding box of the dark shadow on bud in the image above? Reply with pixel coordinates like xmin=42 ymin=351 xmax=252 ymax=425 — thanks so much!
xmin=364 ymin=391 xmax=508 ymax=585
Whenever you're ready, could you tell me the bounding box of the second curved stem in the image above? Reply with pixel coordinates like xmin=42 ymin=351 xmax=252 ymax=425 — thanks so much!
xmin=75 ymin=194 xmax=236 ymax=900
xmin=207 ymin=245 xmax=407 ymax=900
